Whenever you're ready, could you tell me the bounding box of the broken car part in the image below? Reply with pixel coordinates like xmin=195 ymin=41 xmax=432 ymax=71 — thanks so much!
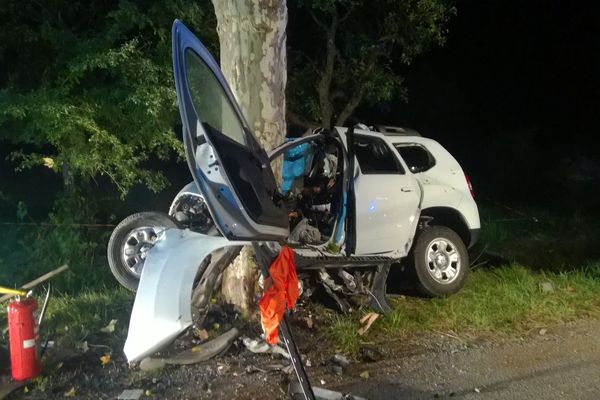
xmin=123 ymin=228 xmax=248 ymax=362
xmin=138 ymin=327 xmax=239 ymax=371
xmin=242 ymin=337 xmax=290 ymax=358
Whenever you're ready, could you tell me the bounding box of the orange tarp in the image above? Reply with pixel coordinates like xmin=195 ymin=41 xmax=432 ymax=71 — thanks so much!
xmin=258 ymin=246 xmax=299 ymax=344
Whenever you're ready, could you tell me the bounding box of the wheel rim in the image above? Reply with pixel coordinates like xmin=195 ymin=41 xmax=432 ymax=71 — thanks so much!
xmin=121 ymin=226 xmax=166 ymax=277
xmin=425 ymin=237 xmax=461 ymax=284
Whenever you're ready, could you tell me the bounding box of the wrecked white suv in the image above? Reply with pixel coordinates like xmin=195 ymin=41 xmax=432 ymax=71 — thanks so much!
xmin=113 ymin=20 xmax=480 ymax=363
xmin=108 ymin=21 xmax=480 ymax=299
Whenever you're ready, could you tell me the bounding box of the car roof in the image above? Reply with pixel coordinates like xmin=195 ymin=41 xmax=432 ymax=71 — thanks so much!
xmin=337 ymin=126 xmax=424 ymax=141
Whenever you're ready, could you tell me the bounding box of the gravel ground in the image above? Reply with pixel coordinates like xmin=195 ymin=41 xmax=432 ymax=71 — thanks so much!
xmin=335 ymin=319 xmax=600 ymax=400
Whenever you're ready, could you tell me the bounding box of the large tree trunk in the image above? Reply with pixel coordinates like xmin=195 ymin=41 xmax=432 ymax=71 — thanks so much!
xmin=211 ymin=0 xmax=287 ymax=317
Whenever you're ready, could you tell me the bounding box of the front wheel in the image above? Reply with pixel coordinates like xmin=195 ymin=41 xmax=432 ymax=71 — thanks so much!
xmin=411 ymin=226 xmax=469 ymax=297
xmin=107 ymin=212 xmax=178 ymax=291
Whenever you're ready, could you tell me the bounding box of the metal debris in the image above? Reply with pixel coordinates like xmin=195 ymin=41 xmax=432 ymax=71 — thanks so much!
xmin=139 ymin=327 xmax=239 ymax=371
xmin=241 ymin=337 xmax=290 ymax=359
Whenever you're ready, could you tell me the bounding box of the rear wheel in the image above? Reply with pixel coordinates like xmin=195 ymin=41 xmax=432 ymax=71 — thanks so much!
xmin=411 ymin=226 xmax=469 ymax=297
xmin=107 ymin=212 xmax=177 ymax=291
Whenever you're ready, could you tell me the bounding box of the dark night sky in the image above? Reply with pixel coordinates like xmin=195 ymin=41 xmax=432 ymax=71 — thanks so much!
xmin=362 ymin=0 xmax=600 ymax=205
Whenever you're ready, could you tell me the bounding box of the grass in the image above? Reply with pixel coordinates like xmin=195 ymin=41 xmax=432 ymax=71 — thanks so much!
xmin=328 ymin=202 xmax=600 ymax=353
xmin=0 ymin=221 xmax=133 ymax=352
xmin=330 ymin=263 xmax=600 ymax=354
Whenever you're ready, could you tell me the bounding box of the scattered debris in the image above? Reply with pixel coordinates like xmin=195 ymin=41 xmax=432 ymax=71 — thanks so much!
xmin=241 ymin=337 xmax=290 ymax=359
xmin=139 ymin=357 xmax=166 ymax=372
xmin=305 ymin=316 xmax=314 ymax=329
xmin=331 ymin=364 xmax=343 ymax=376
xmin=100 ymin=354 xmax=111 ymax=366
xmin=331 ymin=354 xmax=350 ymax=368
xmin=76 ymin=341 xmax=89 ymax=353
xmin=117 ymin=389 xmax=144 ymax=400
xmin=359 ymin=371 xmax=370 ymax=379
xmin=194 ymin=328 xmax=210 ymax=341
xmin=64 ymin=387 xmax=76 ymax=397
xmin=100 ymin=319 xmax=118 ymax=333
xmin=474 ymin=387 xmax=481 ymax=393
xmin=246 ymin=364 xmax=293 ymax=374
xmin=540 ymin=282 xmax=555 ymax=293
xmin=217 ymin=363 xmax=231 ymax=374
xmin=358 ymin=312 xmax=379 ymax=336
xmin=139 ymin=327 xmax=240 ymax=371
xmin=359 ymin=346 xmax=384 ymax=362
xmin=539 ymin=328 xmax=547 ymax=336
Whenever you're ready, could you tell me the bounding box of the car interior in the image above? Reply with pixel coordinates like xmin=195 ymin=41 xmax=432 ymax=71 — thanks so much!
xmin=279 ymin=137 xmax=345 ymax=246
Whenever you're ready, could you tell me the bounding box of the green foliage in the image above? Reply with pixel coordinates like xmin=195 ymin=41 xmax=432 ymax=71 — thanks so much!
xmin=289 ymin=0 xmax=455 ymax=126
xmin=0 ymin=198 xmax=115 ymax=294
xmin=0 ymin=0 xmax=217 ymax=196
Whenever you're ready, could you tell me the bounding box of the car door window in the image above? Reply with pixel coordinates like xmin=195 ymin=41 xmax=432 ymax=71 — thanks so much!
xmin=185 ymin=49 xmax=246 ymax=147
xmin=394 ymin=144 xmax=436 ymax=173
xmin=354 ymin=135 xmax=404 ymax=174
xmin=172 ymin=20 xmax=288 ymax=240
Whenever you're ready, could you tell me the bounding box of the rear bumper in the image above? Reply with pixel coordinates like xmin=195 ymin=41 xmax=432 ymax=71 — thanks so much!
xmin=468 ymin=228 xmax=481 ymax=249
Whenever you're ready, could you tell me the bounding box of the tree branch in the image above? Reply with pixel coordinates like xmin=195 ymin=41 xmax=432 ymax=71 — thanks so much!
xmin=287 ymin=110 xmax=319 ymax=129
xmin=316 ymin=11 xmax=339 ymax=128
xmin=307 ymin=9 xmax=328 ymax=31
xmin=335 ymin=64 xmax=375 ymax=126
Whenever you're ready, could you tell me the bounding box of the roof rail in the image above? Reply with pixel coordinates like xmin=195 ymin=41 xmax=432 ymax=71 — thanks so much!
xmin=373 ymin=125 xmax=421 ymax=136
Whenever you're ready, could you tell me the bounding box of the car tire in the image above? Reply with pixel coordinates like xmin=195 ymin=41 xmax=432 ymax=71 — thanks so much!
xmin=107 ymin=212 xmax=178 ymax=292
xmin=411 ymin=226 xmax=469 ymax=297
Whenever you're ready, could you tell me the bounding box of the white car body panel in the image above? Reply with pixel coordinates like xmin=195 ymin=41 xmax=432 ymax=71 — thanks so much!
xmin=388 ymin=136 xmax=481 ymax=231
xmin=123 ymin=229 xmax=248 ymax=362
xmin=335 ymin=127 xmax=421 ymax=256
xmin=353 ymin=173 xmax=421 ymax=256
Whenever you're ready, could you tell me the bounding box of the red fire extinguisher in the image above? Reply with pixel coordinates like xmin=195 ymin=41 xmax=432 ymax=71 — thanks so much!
xmin=7 ymin=295 xmax=42 ymax=381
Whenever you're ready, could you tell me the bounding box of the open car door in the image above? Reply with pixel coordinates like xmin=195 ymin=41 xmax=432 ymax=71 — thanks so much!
xmin=172 ymin=20 xmax=288 ymax=241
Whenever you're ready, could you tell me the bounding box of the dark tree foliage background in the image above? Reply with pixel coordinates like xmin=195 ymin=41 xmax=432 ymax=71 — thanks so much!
xmin=358 ymin=0 xmax=600 ymax=208
xmin=0 ymin=0 xmax=217 ymax=219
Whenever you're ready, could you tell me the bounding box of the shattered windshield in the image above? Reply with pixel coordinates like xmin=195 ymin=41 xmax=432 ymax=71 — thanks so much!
xmin=184 ymin=49 xmax=247 ymax=147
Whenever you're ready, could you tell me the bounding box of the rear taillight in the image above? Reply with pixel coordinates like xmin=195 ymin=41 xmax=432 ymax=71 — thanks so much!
xmin=465 ymin=174 xmax=475 ymax=198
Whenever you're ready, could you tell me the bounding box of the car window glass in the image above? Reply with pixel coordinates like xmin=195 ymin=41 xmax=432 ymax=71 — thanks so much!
xmin=395 ymin=145 xmax=435 ymax=173
xmin=354 ymin=136 xmax=404 ymax=174
xmin=185 ymin=49 xmax=246 ymax=147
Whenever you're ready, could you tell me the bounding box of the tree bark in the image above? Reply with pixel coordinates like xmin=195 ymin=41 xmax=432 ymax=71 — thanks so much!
xmin=211 ymin=0 xmax=287 ymax=317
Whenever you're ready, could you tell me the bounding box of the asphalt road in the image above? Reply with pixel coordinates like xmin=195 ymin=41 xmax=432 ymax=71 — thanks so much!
xmin=336 ymin=319 xmax=600 ymax=400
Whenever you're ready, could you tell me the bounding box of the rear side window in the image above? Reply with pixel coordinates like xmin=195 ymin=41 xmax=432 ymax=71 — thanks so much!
xmin=354 ymin=136 xmax=404 ymax=174
xmin=395 ymin=144 xmax=436 ymax=173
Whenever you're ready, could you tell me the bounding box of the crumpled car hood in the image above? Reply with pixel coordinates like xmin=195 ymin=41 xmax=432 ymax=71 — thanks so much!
xmin=124 ymin=228 xmax=247 ymax=362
